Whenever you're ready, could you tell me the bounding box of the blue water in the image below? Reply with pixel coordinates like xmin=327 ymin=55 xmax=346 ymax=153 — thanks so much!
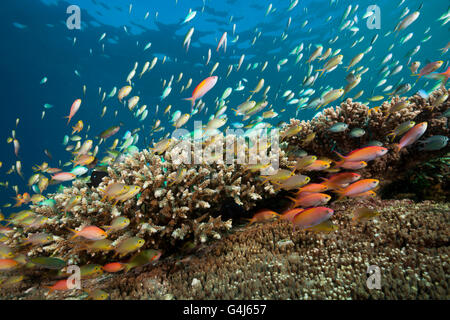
xmin=0 ymin=0 xmax=448 ymax=215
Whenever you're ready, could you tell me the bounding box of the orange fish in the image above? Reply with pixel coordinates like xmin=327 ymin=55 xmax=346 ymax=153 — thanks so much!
xmin=102 ymin=262 xmax=125 ymax=273
xmin=335 ymin=146 xmax=388 ymax=167
xmin=13 ymin=193 xmax=31 ymax=207
xmin=45 ymin=279 xmax=70 ymax=293
xmin=72 ymin=120 xmax=84 ymax=134
xmin=68 ymin=226 xmax=107 ymax=241
xmin=292 ymin=207 xmax=334 ymax=231
xmin=295 ymin=183 xmax=328 ymax=194
xmin=0 ymin=258 xmax=19 ymax=270
xmin=321 ymin=172 xmax=361 ymax=189
xmin=287 ymin=193 xmax=331 ymax=208
xmin=65 ymin=99 xmax=81 ymax=125
xmin=183 ymin=76 xmax=218 ymax=107
xmin=334 ymin=179 xmax=379 ymax=199
xmin=247 ymin=209 xmax=280 ymax=225
xmin=303 ymin=160 xmax=330 ymax=171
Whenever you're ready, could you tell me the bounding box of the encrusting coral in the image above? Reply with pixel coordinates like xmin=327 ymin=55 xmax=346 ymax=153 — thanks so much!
xmin=2 ymin=199 xmax=449 ymax=300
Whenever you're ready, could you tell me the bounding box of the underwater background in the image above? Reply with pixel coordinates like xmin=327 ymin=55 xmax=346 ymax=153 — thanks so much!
xmin=0 ymin=0 xmax=449 ymax=300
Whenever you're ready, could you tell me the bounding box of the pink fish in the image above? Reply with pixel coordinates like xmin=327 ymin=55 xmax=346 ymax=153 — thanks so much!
xmin=292 ymin=207 xmax=334 ymax=231
xmin=51 ymin=172 xmax=76 ymax=181
xmin=65 ymin=99 xmax=81 ymax=125
xmin=183 ymin=76 xmax=218 ymax=107
xmin=216 ymin=32 xmax=227 ymax=52
xmin=396 ymin=122 xmax=427 ymax=152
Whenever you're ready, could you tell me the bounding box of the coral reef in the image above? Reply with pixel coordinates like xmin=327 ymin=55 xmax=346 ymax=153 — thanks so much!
xmin=1 ymin=89 xmax=449 ymax=299
xmin=2 ymin=199 xmax=448 ymax=300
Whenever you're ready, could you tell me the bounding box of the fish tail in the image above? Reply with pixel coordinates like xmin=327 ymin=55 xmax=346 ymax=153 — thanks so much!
xmin=319 ymin=177 xmax=331 ymax=188
xmin=43 ymin=285 xmax=54 ymax=293
xmin=67 ymin=227 xmax=79 ymax=240
xmin=386 ymin=132 xmax=396 ymax=141
xmin=394 ymin=143 xmax=402 ymax=153
xmin=333 ymin=151 xmax=346 ymax=167
xmin=123 ymin=263 xmax=133 ymax=273
xmin=183 ymin=97 xmax=195 ymax=107
xmin=245 ymin=218 xmax=254 ymax=226
xmin=286 ymin=196 xmax=299 ymax=207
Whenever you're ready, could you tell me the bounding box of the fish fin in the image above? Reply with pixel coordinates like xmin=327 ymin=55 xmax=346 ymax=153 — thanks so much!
xmin=66 ymin=227 xmax=79 ymax=240
xmin=286 ymin=196 xmax=298 ymax=204
xmin=333 ymin=151 xmax=346 ymax=167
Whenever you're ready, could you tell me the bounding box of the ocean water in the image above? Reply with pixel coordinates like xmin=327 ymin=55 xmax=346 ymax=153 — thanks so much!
xmin=0 ymin=0 xmax=449 ymax=300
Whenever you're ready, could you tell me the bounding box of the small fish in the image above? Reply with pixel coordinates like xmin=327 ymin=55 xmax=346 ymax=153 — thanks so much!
xmin=335 ymin=146 xmax=388 ymax=166
xmin=333 ymin=179 xmax=379 ymax=199
xmin=51 ymin=172 xmax=76 ymax=182
xmin=352 ymin=207 xmax=380 ymax=222
xmin=102 ymin=262 xmax=125 ymax=273
xmin=65 ymin=99 xmax=81 ymax=125
xmin=292 ymin=207 xmax=334 ymax=231
xmin=184 ymin=76 xmax=218 ymax=107
xmin=396 ymin=122 xmax=427 ymax=151
xmin=287 ymin=193 xmax=331 ymax=208
xmin=418 ymin=135 xmax=449 ymax=151
xmin=247 ymin=210 xmax=280 ymax=225
xmin=349 ymin=128 xmax=365 ymax=138
xmin=216 ymin=32 xmax=227 ymax=52
xmin=328 ymin=122 xmax=348 ymax=133
xmin=68 ymin=226 xmax=107 ymax=241
xmin=387 ymin=120 xmax=415 ymax=141
xmin=114 ymin=237 xmax=145 ymax=257
xmin=0 ymin=259 xmax=19 ymax=270
xmin=102 ymin=216 xmax=130 ymax=234
xmin=29 ymin=257 xmax=67 ymax=270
